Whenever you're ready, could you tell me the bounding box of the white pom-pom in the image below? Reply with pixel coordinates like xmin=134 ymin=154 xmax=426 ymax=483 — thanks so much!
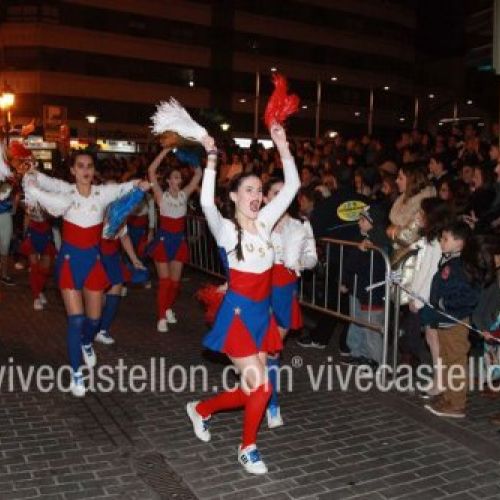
xmin=23 ymin=174 xmax=72 ymax=217
xmin=150 ymin=98 xmax=207 ymax=142
xmin=0 ymin=143 xmax=12 ymax=181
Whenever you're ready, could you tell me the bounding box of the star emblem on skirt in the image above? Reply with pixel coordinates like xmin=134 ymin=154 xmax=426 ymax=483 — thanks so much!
xmin=234 ymin=307 xmax=241 ymax=315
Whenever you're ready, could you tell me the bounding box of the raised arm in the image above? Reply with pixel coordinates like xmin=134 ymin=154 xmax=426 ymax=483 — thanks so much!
xmin=183 ymin=165 xmax=202 ymax=198
xmin=258 ymin=124 xmax=300 ymax=231
xmin=199 ymin=136 xmax=225 ymax=243
xmin=23 ymin=181 xmax=73 ymax=217
xmin=29 ymin=170 xmax=74 ymax=193
xmin=99 ymin=180 xmax=136 ymax=206
xmin=148 ymin=148 xmax=170 ymax=206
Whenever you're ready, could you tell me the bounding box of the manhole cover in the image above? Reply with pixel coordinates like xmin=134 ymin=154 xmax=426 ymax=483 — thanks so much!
xmin=133 ymin=452 xmax=197 ymax=499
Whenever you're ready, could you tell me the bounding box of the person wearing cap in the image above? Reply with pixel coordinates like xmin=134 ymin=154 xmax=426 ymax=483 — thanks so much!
xmin=340 ymin=204 xmax=389 ymax=367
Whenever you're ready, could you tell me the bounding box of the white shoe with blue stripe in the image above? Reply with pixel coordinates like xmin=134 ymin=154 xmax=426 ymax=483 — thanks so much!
xmin=186 ymin=401 xmax=211 ymax=442
xmin=266 ymin=405 xmax=284 ymax=429
xmin=70 ymin=371 xmax=85 ymax=397
xmin=238 ymin=444 xmax=268 ymax=474
xmin=82 ymin=344 xmax=97 ymax=368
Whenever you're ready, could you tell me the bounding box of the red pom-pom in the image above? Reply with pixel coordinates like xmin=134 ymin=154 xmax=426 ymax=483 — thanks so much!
xmin=9 ymin=142 xmax=32 ymax=159
xmin=196 ymin=284 xmax=225 ymax=325
xmin=264 ymin=74 xmax=300 ymax=129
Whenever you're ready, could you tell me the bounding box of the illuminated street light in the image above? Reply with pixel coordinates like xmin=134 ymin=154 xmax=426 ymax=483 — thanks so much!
xmin=302 ymin=105 xmax=308 ymax=109
xmin=220 ymin=122 xmax=230 ymax=131
xmin=331 ymin=76 xmax=338 ymax=82
xmin=86 ymin=115 xmax=98 ymax=124
xmin=239 ymin=98 xmax=246 ymax=103
xmin=188 ymin=80 xmax=195 ymax=87
xmin=0 ymin=82 xmax=15 ymax=145
xmin=354 ymin=111 xmax=361 ymax=117
xmin=466 ymin=99 xmax=473 ymax=105
xmin=383 ymin=85 xmax=390 ymax=91
xmin=270 ymin=67 xmax=277 ymax=72
xmin=428 ymin=93 xmax=435 ymax=99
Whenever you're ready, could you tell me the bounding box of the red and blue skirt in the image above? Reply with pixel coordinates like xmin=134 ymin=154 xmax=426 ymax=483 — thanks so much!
xmin=100 ymin=238 xmax=131 ymax=286
xmin=147 ymin=216 xmax=188 ymax=263
xmin=127 ymin=214 xmax=148 ymax=257
xmin=202 ymin=269 xmax=282 ymax=357
xmin=271 ymin=264 xmax=303 ymax=330
xmin=55 ymin=221 xmax=109 ymax=291
xmin=20 ymin=220 xmax=56 ymax=257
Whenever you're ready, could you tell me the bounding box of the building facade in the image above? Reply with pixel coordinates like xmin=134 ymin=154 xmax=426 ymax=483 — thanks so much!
xmin=0 ymin=0 xmax=419 ymax=142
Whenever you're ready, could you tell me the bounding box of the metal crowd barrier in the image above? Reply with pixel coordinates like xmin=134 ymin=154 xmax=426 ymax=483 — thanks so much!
xmin=186 ymin=214 xmax=396 ymax=376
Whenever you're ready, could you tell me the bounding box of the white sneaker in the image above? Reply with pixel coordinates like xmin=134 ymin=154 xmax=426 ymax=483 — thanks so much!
xmin=81 ymin=344 xmax=97 ymax=368
xmin=70 ymin=371 xmax=86 ymax=397
xmin=186 ymin=401 xmax=211 ymax=442
xmin=157 ymin=319 xmax=169 ymax=332
xmin=121 ymin=286 xmax=128 ymax=297
xmin=33 ymin=298 xmax=44 ymax=311
xmin=38 ymin=292 xmax=48 ymax=305
xmin=238 ymin=444 xmax=268 ymax=475
xmin=266 ymin=406 xmax=284 ymax=429
xmin=95 ymin=330 xmax=115 ymax=345
xmin=165 ymin=309 xmax=177 ymax=324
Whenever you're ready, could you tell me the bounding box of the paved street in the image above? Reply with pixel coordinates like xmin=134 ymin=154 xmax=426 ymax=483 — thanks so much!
xmin=1 ymin=267 xmax=500 ymax=500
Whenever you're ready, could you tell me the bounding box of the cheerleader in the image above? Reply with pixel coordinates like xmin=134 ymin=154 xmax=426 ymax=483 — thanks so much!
xmin=20 ymin=205 xmax=56 ymax=310
xmin=263 ymin=178 xmax=317 ymax=428
xmin=147 ymin=148 xmax=202 ymax=332
xmin=96 ymin=222 xmax=146 ymax=345
xmin=186 ymin=124 xmax=300 ymax=475
xmin=23 ymin=151 xmax=148 ymax=397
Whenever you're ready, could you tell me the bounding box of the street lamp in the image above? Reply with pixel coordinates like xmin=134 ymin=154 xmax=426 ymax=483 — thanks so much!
xmin=0 ymin=82 xmax=15 ymax=145
xmin=220 ymin=122 xmax=230 ymax=132
xmin=86 ymin=115 xmax=98 ymax=144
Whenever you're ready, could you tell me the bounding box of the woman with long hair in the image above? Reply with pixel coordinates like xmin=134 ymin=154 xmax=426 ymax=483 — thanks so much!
xmin=23 ymin=151 xmax=149 ymax=396
xmin=263 ymin=177 xmax=317 ymax=428
xmin=186 ymin=124 xmax=300 ymax=474
xmin=147 ymin=149 xmax=202 ymax=332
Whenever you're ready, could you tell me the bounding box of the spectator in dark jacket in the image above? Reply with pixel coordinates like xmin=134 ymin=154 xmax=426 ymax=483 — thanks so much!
xmin=342 ymin=204 xmax=389 ymax=366
xmin=422 ymin=221 xmax=480 ymax=419
xmin=298 ymin=167 xmax=369 ymax=352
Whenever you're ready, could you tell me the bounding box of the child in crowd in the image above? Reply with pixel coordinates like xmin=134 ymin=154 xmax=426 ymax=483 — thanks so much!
xmin=408 ymin=197 xmax=452 ymax=397
xmin=342 ymin=204 xmax=389 ymax=367
xmin=422 ymin=221 xmax=480 ymax=418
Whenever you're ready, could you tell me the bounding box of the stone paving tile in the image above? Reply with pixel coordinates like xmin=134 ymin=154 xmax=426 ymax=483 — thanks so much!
xmin=2 ymin=268 xmax=500 ymax=499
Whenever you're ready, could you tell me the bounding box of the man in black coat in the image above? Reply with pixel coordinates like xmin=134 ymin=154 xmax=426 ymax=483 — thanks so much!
xmin=297 ymin=166 xmax=369 ymax=352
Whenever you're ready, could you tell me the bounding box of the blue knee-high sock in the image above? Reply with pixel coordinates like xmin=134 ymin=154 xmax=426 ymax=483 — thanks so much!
xmin=267 ymin=356 xmax=281 ymax=408
xmin=100 ymin=294 xmax=121 ymax=334
xmin=67 ymin=314 xmax=85 ymax=373
xmin=82 ymin=317 xmax=101 ymax=346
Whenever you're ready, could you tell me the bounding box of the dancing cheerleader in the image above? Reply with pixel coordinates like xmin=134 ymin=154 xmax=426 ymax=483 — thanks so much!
xmin=186 ymin=123 xmax=300 ymax=474
xmin=95 ymin=221 xmax=147 ymax=345
xmin=23 ymin=151 xmax=149 ymax=396
xmin=147 ymin=147 xmax=202 ymax=332
xmin=20 ymin=205 xmax=56 ymax=309
xmin=263 ymin=178 xmax=317 ymax=428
